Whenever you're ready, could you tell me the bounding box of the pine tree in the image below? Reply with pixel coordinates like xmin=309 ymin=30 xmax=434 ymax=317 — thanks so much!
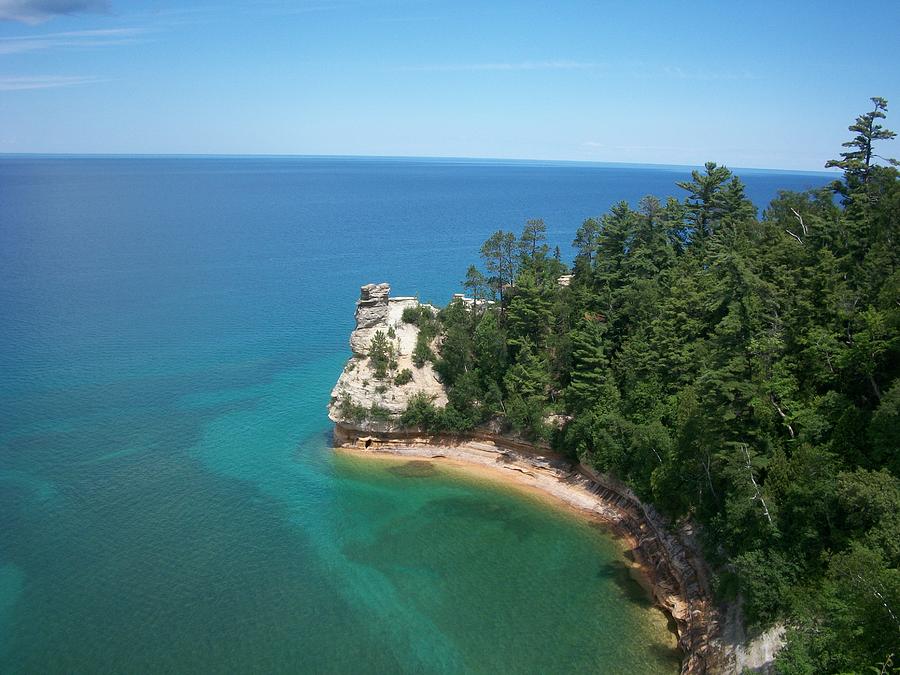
xmin=573 ymin=217 xmax=601 ymax=272
xmin=676 ymin=161 xmax=734 ymax=239
xmin=473 ymin=309 xmax=507 ymax=391
xmin=826 ymin=97 xmax=898 ymax=191
xmin=518 ymin=218 xmax=549 ymax=264
xmin=480 ymin=230 xmax=518 ymax=306
xmin=506 ymin=270 xmax=553 ymax=352
xmin=565 ymin=316 xmax=610 ymax=413
xmin=463 ymin=265 xmax=487 ymax=304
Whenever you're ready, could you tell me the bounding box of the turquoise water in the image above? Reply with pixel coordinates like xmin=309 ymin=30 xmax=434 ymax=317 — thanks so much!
xmin=0 ymin=157 xmax=828 ymax=672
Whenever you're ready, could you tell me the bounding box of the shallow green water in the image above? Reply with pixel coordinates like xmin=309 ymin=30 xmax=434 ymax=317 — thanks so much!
xmin=0 ymin=350 xmax=679 ymax=673
xmin=332 ymin=454 xmax=680 ymax=673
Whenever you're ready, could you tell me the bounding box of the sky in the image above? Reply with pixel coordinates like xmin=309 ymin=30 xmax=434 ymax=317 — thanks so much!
xmin=0 ymin=0 xmax=898 ymax=170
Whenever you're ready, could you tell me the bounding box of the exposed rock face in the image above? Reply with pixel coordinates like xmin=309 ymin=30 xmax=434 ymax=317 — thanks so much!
xmin=328 ymin=283 xmax=448 ymax=433
xmin=719 ymin=600 xmax=785 ymax=674
xmin=577 ymin=464 xmax=724 ymax=674
xmin=349 ymin=282 xmax=391 ymax=355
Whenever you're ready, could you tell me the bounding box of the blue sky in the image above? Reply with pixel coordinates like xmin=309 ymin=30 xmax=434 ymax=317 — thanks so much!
xmin=0 ymin=0 xmax=898 ymax=169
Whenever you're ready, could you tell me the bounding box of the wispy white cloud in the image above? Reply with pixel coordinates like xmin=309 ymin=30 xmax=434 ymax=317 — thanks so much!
xmin=394 ymin=61 xmax=605 ymax=73
xmin=0 ymin=0 xmax=109 ymax=24
xmin=0 ymin=26 xmax=142 ymax=54
xmin=0 ymin=73 xmax=104 ymax=90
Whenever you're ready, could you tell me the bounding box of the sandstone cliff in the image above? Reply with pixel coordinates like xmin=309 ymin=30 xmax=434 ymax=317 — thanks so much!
xmin=328 ymin=283 xmax=448 ymax=433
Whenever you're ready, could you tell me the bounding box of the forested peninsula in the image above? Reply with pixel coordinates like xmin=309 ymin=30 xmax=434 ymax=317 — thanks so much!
xmin=330 ymin=99 xmax=899 ymax=674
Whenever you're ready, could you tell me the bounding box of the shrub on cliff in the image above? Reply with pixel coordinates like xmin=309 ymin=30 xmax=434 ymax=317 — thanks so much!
xmin=368 ymin=404 xmax=392 ymax=422
xmin=404 ymin=305 xmax=439 ymax=368
xmin=412 ymin=334 xmax=434 ymax=367
xmin=368 ymin=330 xmax=391 ymax=379
xmin=402 ymin=304 xmax=436 ymax=326
xmin=402 ymin=305 xmax=421 ymax=324
xmin=401 ymin=392 xmax=443 ymax=431
xmin=394 ymin=368 xmax=413 ymax=386
xmin=338 ymin=393 xmax=368 ymax=423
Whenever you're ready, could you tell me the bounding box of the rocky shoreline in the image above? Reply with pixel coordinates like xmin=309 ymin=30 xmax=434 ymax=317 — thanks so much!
xmin=332 ymin=425 xmax=725 ymax=675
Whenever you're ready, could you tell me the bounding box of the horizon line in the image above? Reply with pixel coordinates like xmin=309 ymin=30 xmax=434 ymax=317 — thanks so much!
xmin=0 ymin=151 xmax=838 ymax=176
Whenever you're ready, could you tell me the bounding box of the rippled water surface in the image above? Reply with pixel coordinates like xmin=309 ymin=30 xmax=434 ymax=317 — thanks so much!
xmin=0 ymin=157 xmax=828 ymax=673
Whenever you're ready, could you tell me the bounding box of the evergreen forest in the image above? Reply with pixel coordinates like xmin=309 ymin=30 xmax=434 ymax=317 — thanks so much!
xmin=399 ymin=98 xmax=900 ymax=673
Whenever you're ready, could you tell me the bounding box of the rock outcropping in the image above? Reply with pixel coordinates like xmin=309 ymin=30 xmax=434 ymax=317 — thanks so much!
xmin=328 ymin=283 xmax=448 ymax=433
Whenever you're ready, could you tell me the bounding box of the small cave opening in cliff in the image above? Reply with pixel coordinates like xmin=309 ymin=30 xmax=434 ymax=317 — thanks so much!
xmin=364 ymin=439 xmax=372 ymax=449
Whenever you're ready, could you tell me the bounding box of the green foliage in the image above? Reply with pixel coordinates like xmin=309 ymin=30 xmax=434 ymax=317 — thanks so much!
xmin=392 ymin=99 xmax=900 ymax=674
xmin=676 ymin=161 xmax=738 ymax=239
xmin=827 ymin=97 xmax=898 ymax=193
xmin=401 ymin=392 xmax=443 ymax=431
xmin=434 ymin=300 xmax=474 ymax=386
xmin=402 ymin=304 xmax=436 ymax=326
xmin=338 ymin=393 xmax=395 ymax=425
xmin=503 ymin=338 xmax=549 ymax=401
xmin=412 ymin=336 xmax=434 ymax=367
xmin=504 ymin=393 xmax=547 ymax=439
xmin=407 ymin=304 xmax=439 ymax=367
xmin=473 ymin=309 xmax=507 ymax=392
xmin=506 ymin=270 xmax=554 ymax=351
xmin=870 ymin=381 xmax=900 ymax=474
xmin=368 ymin=404 xmax=392 ymax=422
xmin=402 ymin=305 xmax=421 ymax=324
xmin=463 ymin=265 xmax=488 ymax=308
xmin=444 ymin=370 xmax=486 ymax=431
xmin=565 ymin=316 xmax=609 ymax=413
xmin=338 ymin=392 xmax=367 ymax=423
xmin=731 ymin=549 xmax=801 ymax=626
xmin=394 ymin=368 xmax=413 ymax=386
xmin=368 ymin=330 xmax=392 ymax=379
xmin=480 ymin=229 xmax=517 ymax=304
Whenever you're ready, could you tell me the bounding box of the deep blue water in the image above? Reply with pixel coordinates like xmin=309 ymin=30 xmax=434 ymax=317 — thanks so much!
xmin=0 ymin=156 xmax=828 ymax=673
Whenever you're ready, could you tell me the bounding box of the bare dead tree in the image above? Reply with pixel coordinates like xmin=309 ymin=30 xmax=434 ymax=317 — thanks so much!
xmin=770 ymin=395 xmax=796 ymax=438
xmin=785 ymin=207 xmax=808 ymax=244
xmin=741 ymin=443 xmax=774 ymax=526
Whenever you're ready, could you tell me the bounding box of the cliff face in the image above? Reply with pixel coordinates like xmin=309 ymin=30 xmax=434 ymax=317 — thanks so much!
xmin=328 ymin=283 xmax=448 ymax=433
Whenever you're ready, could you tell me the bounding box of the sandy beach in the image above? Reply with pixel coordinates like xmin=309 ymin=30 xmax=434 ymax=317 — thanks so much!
xmin=332 ymin=435 xmax=722 ymax=675
xmin=334 ymin=442 xmax=638 ymax=534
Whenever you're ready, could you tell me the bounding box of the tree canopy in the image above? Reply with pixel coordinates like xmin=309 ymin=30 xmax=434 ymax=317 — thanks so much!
xmin=401 ymin=99 xmax=899 ymax=673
